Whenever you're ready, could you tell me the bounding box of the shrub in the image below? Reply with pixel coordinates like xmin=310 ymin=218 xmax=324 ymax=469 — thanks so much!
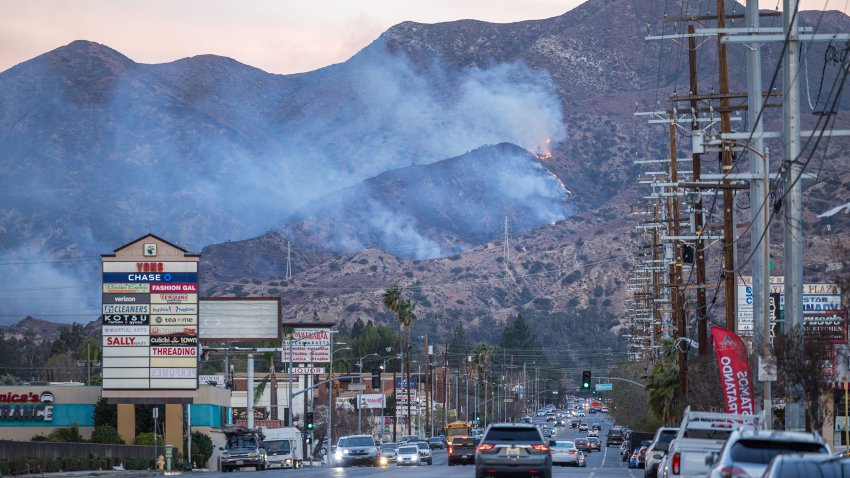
xmin=133 ymin=432 xmax=163 ymax=446
xmin=188 ymin=431 xmax=214 ymax=467
xmin=47 ymin=424 xmax=83 ymax=442
xmin=90 ymin=425 xmax=124 ymax=444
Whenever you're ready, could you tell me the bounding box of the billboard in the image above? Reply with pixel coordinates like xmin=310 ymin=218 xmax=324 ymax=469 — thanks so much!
xmin=737 ymin=276 xmax=841 ymax=336
xmin=357 ymin=394 xmax=386 ymax=409
xmin=198 ymin=298 xmax=281 ymax=342
xmin=281 ymin=327 xmax=331 ymax=363
xmin=101 ymin=235 xmax=199 ymax=393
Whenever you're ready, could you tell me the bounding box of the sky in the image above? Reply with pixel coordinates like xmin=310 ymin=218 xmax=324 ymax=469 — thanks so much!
xmin=2 ymin=0 xmax=849 ymax=75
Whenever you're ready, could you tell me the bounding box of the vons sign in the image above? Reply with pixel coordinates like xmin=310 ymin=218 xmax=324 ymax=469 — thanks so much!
xmin=0 ymin=391 xmax=54 ymax=422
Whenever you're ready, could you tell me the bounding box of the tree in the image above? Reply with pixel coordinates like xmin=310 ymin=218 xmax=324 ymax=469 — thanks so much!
xmin=187 ymin=431 xmax=214 ymax=468
xmin=642 ymin=339 xmax=680 ymax=425
xmin=93 ymin=398 xmax=117 ymax=427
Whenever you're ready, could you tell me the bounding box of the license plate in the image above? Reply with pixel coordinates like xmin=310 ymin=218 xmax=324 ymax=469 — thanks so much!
xmin=235 ymin=460 xmax=244 ymax=465
xmin=507 ymin=448 xmax=520 ymax=458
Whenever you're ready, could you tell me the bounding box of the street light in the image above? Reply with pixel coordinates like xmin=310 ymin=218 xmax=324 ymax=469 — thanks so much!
xmin=378 ymin=354 xmax=402 ymax=440
xmin=357 ymin=353 xmax=380 ymax=434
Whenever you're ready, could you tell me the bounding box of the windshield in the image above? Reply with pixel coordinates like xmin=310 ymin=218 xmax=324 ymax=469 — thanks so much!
xmin=451 ymin=437 xmax=474 ymax=446
xmin=264 ymin=440 xmax=290 ymax=454
xmin=654 ymin=430 xmax=677 ymax=452
xmin=485 ymin=427 xmax=543 ymax=442
xmin=381 ymin=444 xmax=397 ymax=452
xmin=552 ymin=441 xmax=575 ymax=448
xmin=398 ymin=446 xmax=418 ymax=454
xmin=346 ymin=437 xmax=375 ymax=447
xmin=730 ymin=440 xmax=827 ymax=464
xmin=417 ymin=442 xmax=428 ymax=450
xmin=777 ymin=460 xmax=850 ymax=477
xmin=226 ymin=437 xmax=257 ymax=449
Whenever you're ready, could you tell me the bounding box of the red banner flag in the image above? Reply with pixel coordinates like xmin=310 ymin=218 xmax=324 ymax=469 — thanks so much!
xmin=711 ymin=326 xmax=755 ymax=415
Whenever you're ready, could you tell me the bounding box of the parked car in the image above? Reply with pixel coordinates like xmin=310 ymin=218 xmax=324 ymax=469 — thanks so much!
xmin=334 ymin=435 xmax=382 ymax=467
xmin=549 ymin=440 xmax=581 ymax=466
xmin=396 ymin=444 xmax=420 ymax=466
xmin=643 ymin=427 xmax=678 ymax=478
xmin=475 ymin=423 xmax=552 ymax=478
xmin=706 ymin=429 xmax=828 ymax=478
xmin=763 ymin=453 xmax=850 ymax=478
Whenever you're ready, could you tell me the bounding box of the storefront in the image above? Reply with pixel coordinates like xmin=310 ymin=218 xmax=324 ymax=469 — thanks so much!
xmin=0 ymin=384 xmax=100 ymax=441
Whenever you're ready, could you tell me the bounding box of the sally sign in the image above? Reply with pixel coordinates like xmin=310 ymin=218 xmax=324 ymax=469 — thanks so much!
xmin=711 ymin=327 xmax=755 ymax=415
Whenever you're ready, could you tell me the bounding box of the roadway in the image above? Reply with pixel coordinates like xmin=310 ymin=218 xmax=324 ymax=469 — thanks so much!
xmin=203 ymin=412 xmax=639 ymax=477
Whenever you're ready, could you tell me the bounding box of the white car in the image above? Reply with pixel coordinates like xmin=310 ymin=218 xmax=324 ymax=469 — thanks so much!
xmin=587 ymin=428 xmax=599 ymax=438
xmin=396 ymin=445 xmax=420 ymax=466
xmin=579 ymin=423 xmax=589 ymax=432
xmin=706 ymin=429 xmax=828 ymax=478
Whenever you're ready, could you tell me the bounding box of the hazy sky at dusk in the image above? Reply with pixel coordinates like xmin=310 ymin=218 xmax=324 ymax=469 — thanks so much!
xmin=2 ymin=0 xmax=848 ymax=75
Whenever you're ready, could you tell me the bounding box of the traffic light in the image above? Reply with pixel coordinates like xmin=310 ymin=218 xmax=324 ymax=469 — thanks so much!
xmin=475 ymin=414 xmax=480 ymax=422
xmin=682 ymin=243 xmax=695 ymax=264
xmin=305 ymin=412 xmax=314 ymax=430
xmin=581 ymin=371 xmax=591 ymax=390
xmin=372 ymin=368 xmax=381 ymax=389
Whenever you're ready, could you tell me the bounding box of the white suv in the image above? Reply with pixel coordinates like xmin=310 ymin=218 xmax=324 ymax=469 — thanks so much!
xmin=706 ymin=429 xmax=828 ymax=478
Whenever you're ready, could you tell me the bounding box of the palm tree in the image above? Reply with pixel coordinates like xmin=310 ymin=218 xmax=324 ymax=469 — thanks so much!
xmin=642 ymin=339 xmax=680 ymax=424
xmin=383 ymin=286 xmax=418 ymax=434
xmin=470 ymin=343 xmax=493 ymax=425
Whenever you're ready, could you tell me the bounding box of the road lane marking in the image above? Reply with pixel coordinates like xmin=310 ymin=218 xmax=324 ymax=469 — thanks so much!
xmin=602 ymin=442 xmax=608 ymax=467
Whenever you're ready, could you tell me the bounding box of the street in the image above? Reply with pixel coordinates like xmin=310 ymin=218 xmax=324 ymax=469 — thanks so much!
xmin=205 ymin=414 xmax=637 ymax=478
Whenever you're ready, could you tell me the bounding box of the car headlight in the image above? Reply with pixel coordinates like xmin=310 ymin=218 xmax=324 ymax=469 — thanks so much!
xmin=343 ymin=449 xmax=350 ymax=455
xmin=221 ymin=452 xmax=230 ymax=459
xmin=248 ymin=451 xmax=258 ymax=457
xmin=368 ymin=447 xmax=377 ymax=454
xmin=334 ymin=450 xmax=343 ymax=460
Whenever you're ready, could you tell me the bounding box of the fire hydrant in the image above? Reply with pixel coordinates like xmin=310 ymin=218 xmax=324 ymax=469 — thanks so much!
xmin=156 ymin=455 xmax=165 ymax=470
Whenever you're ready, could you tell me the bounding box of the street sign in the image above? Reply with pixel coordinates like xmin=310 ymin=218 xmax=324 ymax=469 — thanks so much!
xmin=595 ymin=383 xmax=613 ymax=391
xmin=349 ymin=383 xmax=367 ymax=391
xmin=504 ymin=399 xmax=514 ymax=403
xmin=289 ymin=366 xmax=326 ymax=375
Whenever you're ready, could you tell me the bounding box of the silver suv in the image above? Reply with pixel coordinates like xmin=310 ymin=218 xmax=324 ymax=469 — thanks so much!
xmin=475 ymin=423 xmax=552 ymax=478
xmin=707 ymin=429 xmax=828 ymax=478
xmin=333 ymin=435 xmax=382 ymax=467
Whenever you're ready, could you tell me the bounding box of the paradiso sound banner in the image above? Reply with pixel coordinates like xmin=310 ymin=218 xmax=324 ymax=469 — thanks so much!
xmin=101 ymin=236 xmax=200 ymax=391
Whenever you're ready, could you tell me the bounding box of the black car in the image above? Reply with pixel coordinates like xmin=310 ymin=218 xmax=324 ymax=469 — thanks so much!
xmin=475 ymin=423 xmax=552 ymax=478
xmin=428 ymin=436 xmax=447 ymax=449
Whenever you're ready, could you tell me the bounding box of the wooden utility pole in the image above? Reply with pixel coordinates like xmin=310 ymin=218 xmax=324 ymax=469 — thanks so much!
xmin=687 ymin=25 xmax=709 ymax=356
xmin=653 ymin=203 xmax=663 ymax=346
xmin=668 ymin=113 xmax=688 ymax=402
xmin=424 ymin=335 xmax=430 ymax=437
xmin=717 ymin=0 xmax=737 ymax=332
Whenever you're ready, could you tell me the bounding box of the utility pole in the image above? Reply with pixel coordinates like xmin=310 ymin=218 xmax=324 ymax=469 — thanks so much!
xmin=286 ymin=241 xmax=292 ymax=280
xmin=782 ymin=0 xmax=804 ymax=432
xmin=503 ymin=216 xmax=510 ymax=272
xmin=668 ymin=113 xmax=688 ymax=403
xmin=425 ymin=336 xmax=430 ymax=438
xmin=687 ymin=25 xmax=709 ymax=357
xmin=717 ymin=0 xmax=737 ymax=333
xmin=743 ymin=0 xmax=771 ymax=425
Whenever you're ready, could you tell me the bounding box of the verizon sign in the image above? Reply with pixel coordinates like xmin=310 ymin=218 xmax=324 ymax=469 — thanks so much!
xmin=281 ymin=327 xmax=331 ymax=363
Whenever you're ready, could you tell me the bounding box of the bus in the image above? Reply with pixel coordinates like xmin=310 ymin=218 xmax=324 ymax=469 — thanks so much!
xmin=445 ymin=421 xmax=472 ymax=439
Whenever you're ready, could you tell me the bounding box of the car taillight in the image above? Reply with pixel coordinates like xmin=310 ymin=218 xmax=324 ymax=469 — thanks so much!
xmin=477 ymin=443 xmax=495 ymax=451
xmin=671 ymin=452 xmax=681 ymax=475
xmin=569 ymin=450 xmax=577 ymax=454
xmin=718 ymin=466 xmax=750 ymax=478
xmin=531 ymin=444 xmax=549 ymax=452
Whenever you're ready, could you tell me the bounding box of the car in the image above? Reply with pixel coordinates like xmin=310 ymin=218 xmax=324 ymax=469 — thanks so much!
xmin=579 ymin=423 xmax=589 ymax=432
xmin=587 ymin=428 xmax=599 ymax=438
xmin=448 ymin=436 xmax=476 ymax=466
xmin=606 ymin=427 xmax=624 ymax=447
xmin=577 ymin=411 xmax=586 ymax=417
xmin=414 ymin=440 xmax=433 ymax=465
xmin=570 ymin=418 xmax=581 ymax=428
xmin=706 ymin=429 xmax=828 ymax=478
xmin=399 ymin=434 xmax=418 ymax=444
xmin=601 ymin=407 xmax=609 ymax=413
xmin=577 ymin=450 xmax=587 ymax=467
xmin=380 ymin=443 xmax=398 ymax=463
xmin=763 ymin=453 xmax=850 ymax=478
xmin=475 ymin=423 xmax=552 ymax=478
xmin=637 ymin=443 xmax=650 ymax=469
xmin=543 ymin=427 xmax=554 ymax=438
xmin=574 ymin=438 xmax=592 ymax=453
xmin=587 ymin=437 xmax=602 ymax=451
xmin=427 ymin=436 xmax=447 ymax=449
xmin=549 ymin=440 xmax=581 ymax=466
xmin=643 ymin=427 xmax=678 ymax=478
xmin=334 ymin=435 xmax=382 ymax=467
xmin=396 ymin=444 xmax=421 ymax=466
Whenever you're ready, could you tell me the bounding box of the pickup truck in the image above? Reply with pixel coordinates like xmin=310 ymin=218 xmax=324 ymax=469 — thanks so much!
xmin=219 ymin=427 xmax=267 ymax=472
xmin=447 ymin=436 xmax=475 ymax=465
xmin=664 ymin=407 xmax=759 ymax=477
xmin=605 ymin=427 xmax=624 ymax=447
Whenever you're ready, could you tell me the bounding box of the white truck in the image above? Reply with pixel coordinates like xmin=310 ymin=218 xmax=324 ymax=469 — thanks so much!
xmin=664 ymin=407 xmax=759 ymax=478
xmin=261 ymin=427 xmax=303 ymax=469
